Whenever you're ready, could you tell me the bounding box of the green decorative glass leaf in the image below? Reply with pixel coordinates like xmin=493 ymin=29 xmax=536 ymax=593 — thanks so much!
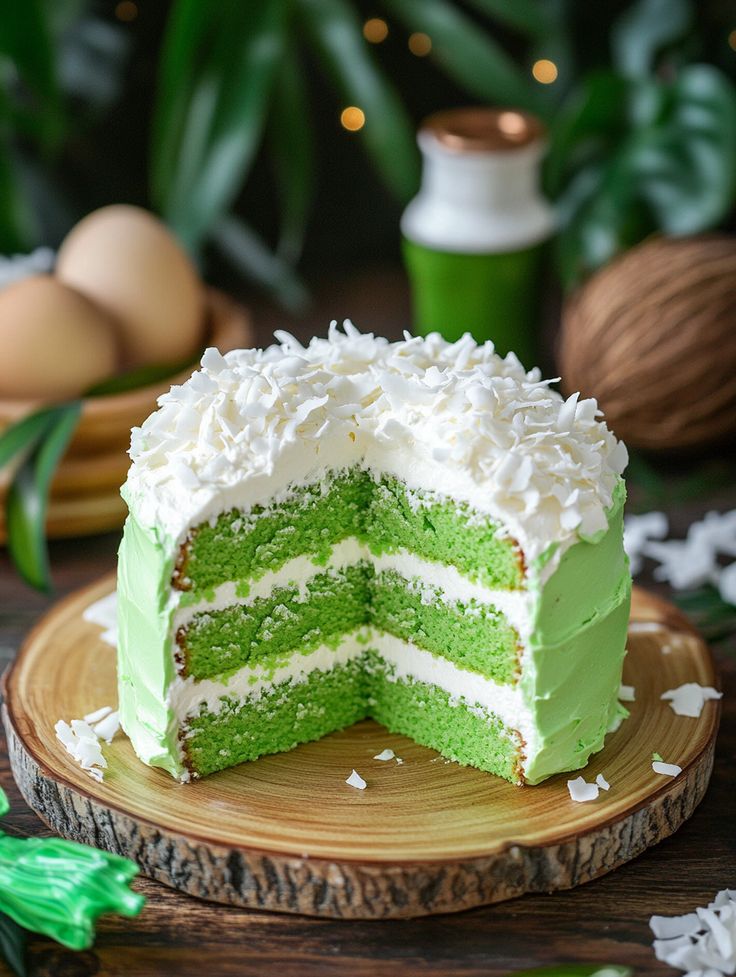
xmin=151 ymin=0 xmax=286 ymax=250
xmin=0 ymin=912 xmax=27 ymax=977
xmin=6 ymin=402 xmax=82 ymax=592
xmin=611 ymin=0 xmax=692 ymax=78
xmin=212 ymin=215 xmax=309 ymax=314
xmin=269 ymin=40 xmax=314 ymax=265
xmin=386 ymin=0 xmax=544 ymax=116
xmin=297 ymin=0 xmax=419 ymax=203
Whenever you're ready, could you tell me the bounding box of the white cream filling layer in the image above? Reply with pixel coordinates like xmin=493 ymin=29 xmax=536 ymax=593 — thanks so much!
xmin=169 ymin=629 xmax=535 ymax=755
xmin=171 ymin=539 xmax=533 ymax=638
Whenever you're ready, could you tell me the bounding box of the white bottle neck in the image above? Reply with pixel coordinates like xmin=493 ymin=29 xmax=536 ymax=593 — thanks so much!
xmin=401 ymin=132 xmax=555 ymax=254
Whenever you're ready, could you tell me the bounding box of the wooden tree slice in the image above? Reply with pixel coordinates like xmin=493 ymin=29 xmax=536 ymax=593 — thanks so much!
xmin=2 ymin=577 xmax=720 ymax=919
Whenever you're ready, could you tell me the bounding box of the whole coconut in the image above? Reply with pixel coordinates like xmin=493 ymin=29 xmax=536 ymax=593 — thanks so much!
xmin=558 ymin=235 xmax=736 ymax=452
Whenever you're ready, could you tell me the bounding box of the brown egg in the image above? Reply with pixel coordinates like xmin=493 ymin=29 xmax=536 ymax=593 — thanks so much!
xmin=56 ymin=205 xmax=205 ymax=369
xmin=0 ymin=275 xmax=119 ymax=400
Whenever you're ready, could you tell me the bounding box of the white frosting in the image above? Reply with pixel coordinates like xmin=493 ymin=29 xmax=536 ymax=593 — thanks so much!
xmin=171 ymin=540 xmax=533 ymax=637
xmin=169 ymin=629 xmax=533 ymax=752
xmin=124 ymin=322 xmax=627 ymax=562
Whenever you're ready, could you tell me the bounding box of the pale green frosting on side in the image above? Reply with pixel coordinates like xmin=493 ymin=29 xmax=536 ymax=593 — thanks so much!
xmin=117 ymin=477 xmax=630 ymax=784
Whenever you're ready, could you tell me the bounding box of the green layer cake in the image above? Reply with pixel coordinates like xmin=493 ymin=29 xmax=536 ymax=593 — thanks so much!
xmin=118 ymin=322 xmax=631 ymax=785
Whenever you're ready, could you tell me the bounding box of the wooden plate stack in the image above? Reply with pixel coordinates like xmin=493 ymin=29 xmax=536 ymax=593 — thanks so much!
xmin=0 ymin=289 xmax=252 ymax=542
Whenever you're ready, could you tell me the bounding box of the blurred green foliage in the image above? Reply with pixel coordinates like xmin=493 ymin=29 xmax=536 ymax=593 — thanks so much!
xmin=0 ymin=0 xmax=734 ymax=297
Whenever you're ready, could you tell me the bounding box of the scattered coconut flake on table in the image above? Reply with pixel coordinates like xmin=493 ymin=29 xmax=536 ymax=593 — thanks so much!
xmin=661 ymin=683 xmax=722 ymax=718
xmin=567 ymin=776 xmax=599 ymax=802
xmin=83 ymin=705 xmax=112 ymax=724
xmin=650 ymin=889 xmax=736 ymax=975
xmin=624 ymin=511 xmax=668 ymax=575
xmin=345 ymin=769 xmax=367 ymax=790
xmin=596 ymin=773 xmax=611 ymax=791
xmin=82 ymin=591 xmax=118 ymax=647
xmin=619 ymin=684 xmax=636 ymax=702
xmin=628 ymin=509 xmax=736 ymax=599
xmin=93 ymin=710 xmax=120 ymax=744
xmin=373 ymin=748 xmax=395 ymax=761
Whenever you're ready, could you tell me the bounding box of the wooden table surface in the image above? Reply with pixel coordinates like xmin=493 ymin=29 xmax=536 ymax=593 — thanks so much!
xmin=1 ymin=272 xmax=734 ymax=976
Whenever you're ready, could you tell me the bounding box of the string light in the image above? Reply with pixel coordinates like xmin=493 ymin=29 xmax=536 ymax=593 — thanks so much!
xmin=115 ymin=1 xmax=138 ymax=22
xmin=408 ymin=32 xmax=432 ymax=56
xmin=363 ymin=18 xmax=389 ymax=43
xmin=532 ymin=59 xmax=558 ymax=84
xmin=340 ymin=106 xmax=366 ymax=132
xmin=728 ymin=29 xmax=736 ymax=51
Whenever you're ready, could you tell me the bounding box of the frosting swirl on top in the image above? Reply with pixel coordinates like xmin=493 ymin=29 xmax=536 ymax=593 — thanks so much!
xmin=124 ymin=321 xmax=627 ymax=559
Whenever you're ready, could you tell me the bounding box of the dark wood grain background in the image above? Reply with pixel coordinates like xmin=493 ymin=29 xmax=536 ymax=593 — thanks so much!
xmin=1 ymin=270 xmax=734 ymax=976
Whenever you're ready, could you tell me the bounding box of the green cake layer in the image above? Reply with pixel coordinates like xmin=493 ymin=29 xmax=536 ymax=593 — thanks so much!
xmin=180 ymin=564 xmax=520 ymax=685
xmin=176 ymin=469 xmax=523 ymax=596
xmin=183 ymin=654 xmax=520 ymax=782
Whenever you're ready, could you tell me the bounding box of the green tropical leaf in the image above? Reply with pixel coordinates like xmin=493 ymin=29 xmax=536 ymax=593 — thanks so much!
xmin=463 ymin=0 xmax=554 ymax=37
xmin=0 ymin=0 xmax=62 ymax=151
xmin=85 ymin=358 xmax=198 ymax=397
xmin=212 ymin=215 xmax=309 ymax=313
xmin=611 ymin=0 xmax=692 ymax=78
xmin=7 ymin=402 xmax=81 ymax=592
xmin=269 ymin=41 xmax=314 ymax=265
xmin=385 ymin=0 xmax=544 ymax=115
xmin=151 ymin=0 xmax=286 ymax=250
xmin=297 ymin=0 xmax=419 ymax=203
xmin=630 ymin=65 xmax=736 ymax=233
xmin=0 ymin=912 xmax=27 ymax=977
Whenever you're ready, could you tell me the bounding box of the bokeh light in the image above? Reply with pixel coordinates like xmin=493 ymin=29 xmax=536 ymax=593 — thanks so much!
xmin=115 ymin=1 xmax=138 ymax=22
xmin=729 ymin=30 xmax=736 ymax=51
xmin=363 ymin=18 xmax=389 ymax=43
xmin=340 ymin=106 xmax=366 ymax=132
xmin=532 ymin=59 xmax=558 ymax=84
xmin=408 ymin=33 xmax=432 ymax=57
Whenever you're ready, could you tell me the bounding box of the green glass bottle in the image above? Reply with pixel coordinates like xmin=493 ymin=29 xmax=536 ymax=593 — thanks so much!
xmin=402 ymin=108 xmax=554 ymax=365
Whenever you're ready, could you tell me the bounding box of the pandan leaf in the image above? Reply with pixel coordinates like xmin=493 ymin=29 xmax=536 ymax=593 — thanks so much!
xmin=6 ymin=402 xmax=81 ymax=592
xmin=0 ymin=913 xmax=27 ymax=977
xmin=0 ymin=409 xmax=58 ymax=471
xmin=386 ymin=0 xmax=544 ymax=115
xmin=463 ymin=0 xmax=554 ymax=37
xmin=85 ymin=357 xmax=198 ymax=397
xmin=297 ymin=0 xmax=419 ymax=203
xmin=151 ymin=0 xmax=286 ymax=250
xmin=212 ymin=215 xmax=309 ymax=314
xmin=269 ymin=39 xmax=314 ymax=265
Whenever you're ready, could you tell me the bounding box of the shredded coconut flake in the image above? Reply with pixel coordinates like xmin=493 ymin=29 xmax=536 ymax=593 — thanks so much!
xmin=373 ymin=748 xmax=395 ymax=761
xmin=55 ymin=706 xmax=118 ymax=780
xmin=82 ymin=591 xmax=118 ymax=648
xmin=93 ymin=710 xmax=120 ymax=744
xmin=345 ymin=769 xmax=367 ymax=790
xmin=619 ymin=684 xmax=636 ymax=702
xmin=84 ymin=705 xmax=112 ymax=724
xmin=652 ymin=760 xmax=682 ymax=778
xmin=596 ymin=773 xmax=611 ymax=791
xmin=650 ymin=890 xmax=736 ymax=974
xmin=125 ymin=323 xmax=627 ymax=558
xmin=661 ymin=683 xmax=723 ymax=718
xmin=567 ymin=776 xmax=599 ymax=802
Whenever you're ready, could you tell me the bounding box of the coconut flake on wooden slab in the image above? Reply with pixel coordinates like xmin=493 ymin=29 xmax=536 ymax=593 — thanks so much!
xmin=345 ymin=769 xmax=367 ymax=790
xmin=596 ymin=773 xmax=611 ymax=791
xmin=650 ymin=890 xmax=736 ymax=974
xmin=661 ymin=683 xmax=723 ymax=718
xmin=54 ymin=705 xmax=119 ymax=780
xmin=373 ymin=748 xmax=395 ymax=761
xmin=652 ymin=758 xmax=682 ymax=778
xmin=82 ymin=591 xmax=118 ymax=647
xmin=619 ymin=684 xmax=636 ymax=702
xmin=567 ymin=776 xmax=599 ymax=802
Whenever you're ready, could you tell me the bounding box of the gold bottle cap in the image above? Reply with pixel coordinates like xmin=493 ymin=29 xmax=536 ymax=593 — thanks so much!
xmin=421 ymin=107 xmax=544 ymax=153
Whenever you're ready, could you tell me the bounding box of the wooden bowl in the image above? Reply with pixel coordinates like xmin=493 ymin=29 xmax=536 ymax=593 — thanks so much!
xmin=0 ymin=288 xmax=252 ymax=541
